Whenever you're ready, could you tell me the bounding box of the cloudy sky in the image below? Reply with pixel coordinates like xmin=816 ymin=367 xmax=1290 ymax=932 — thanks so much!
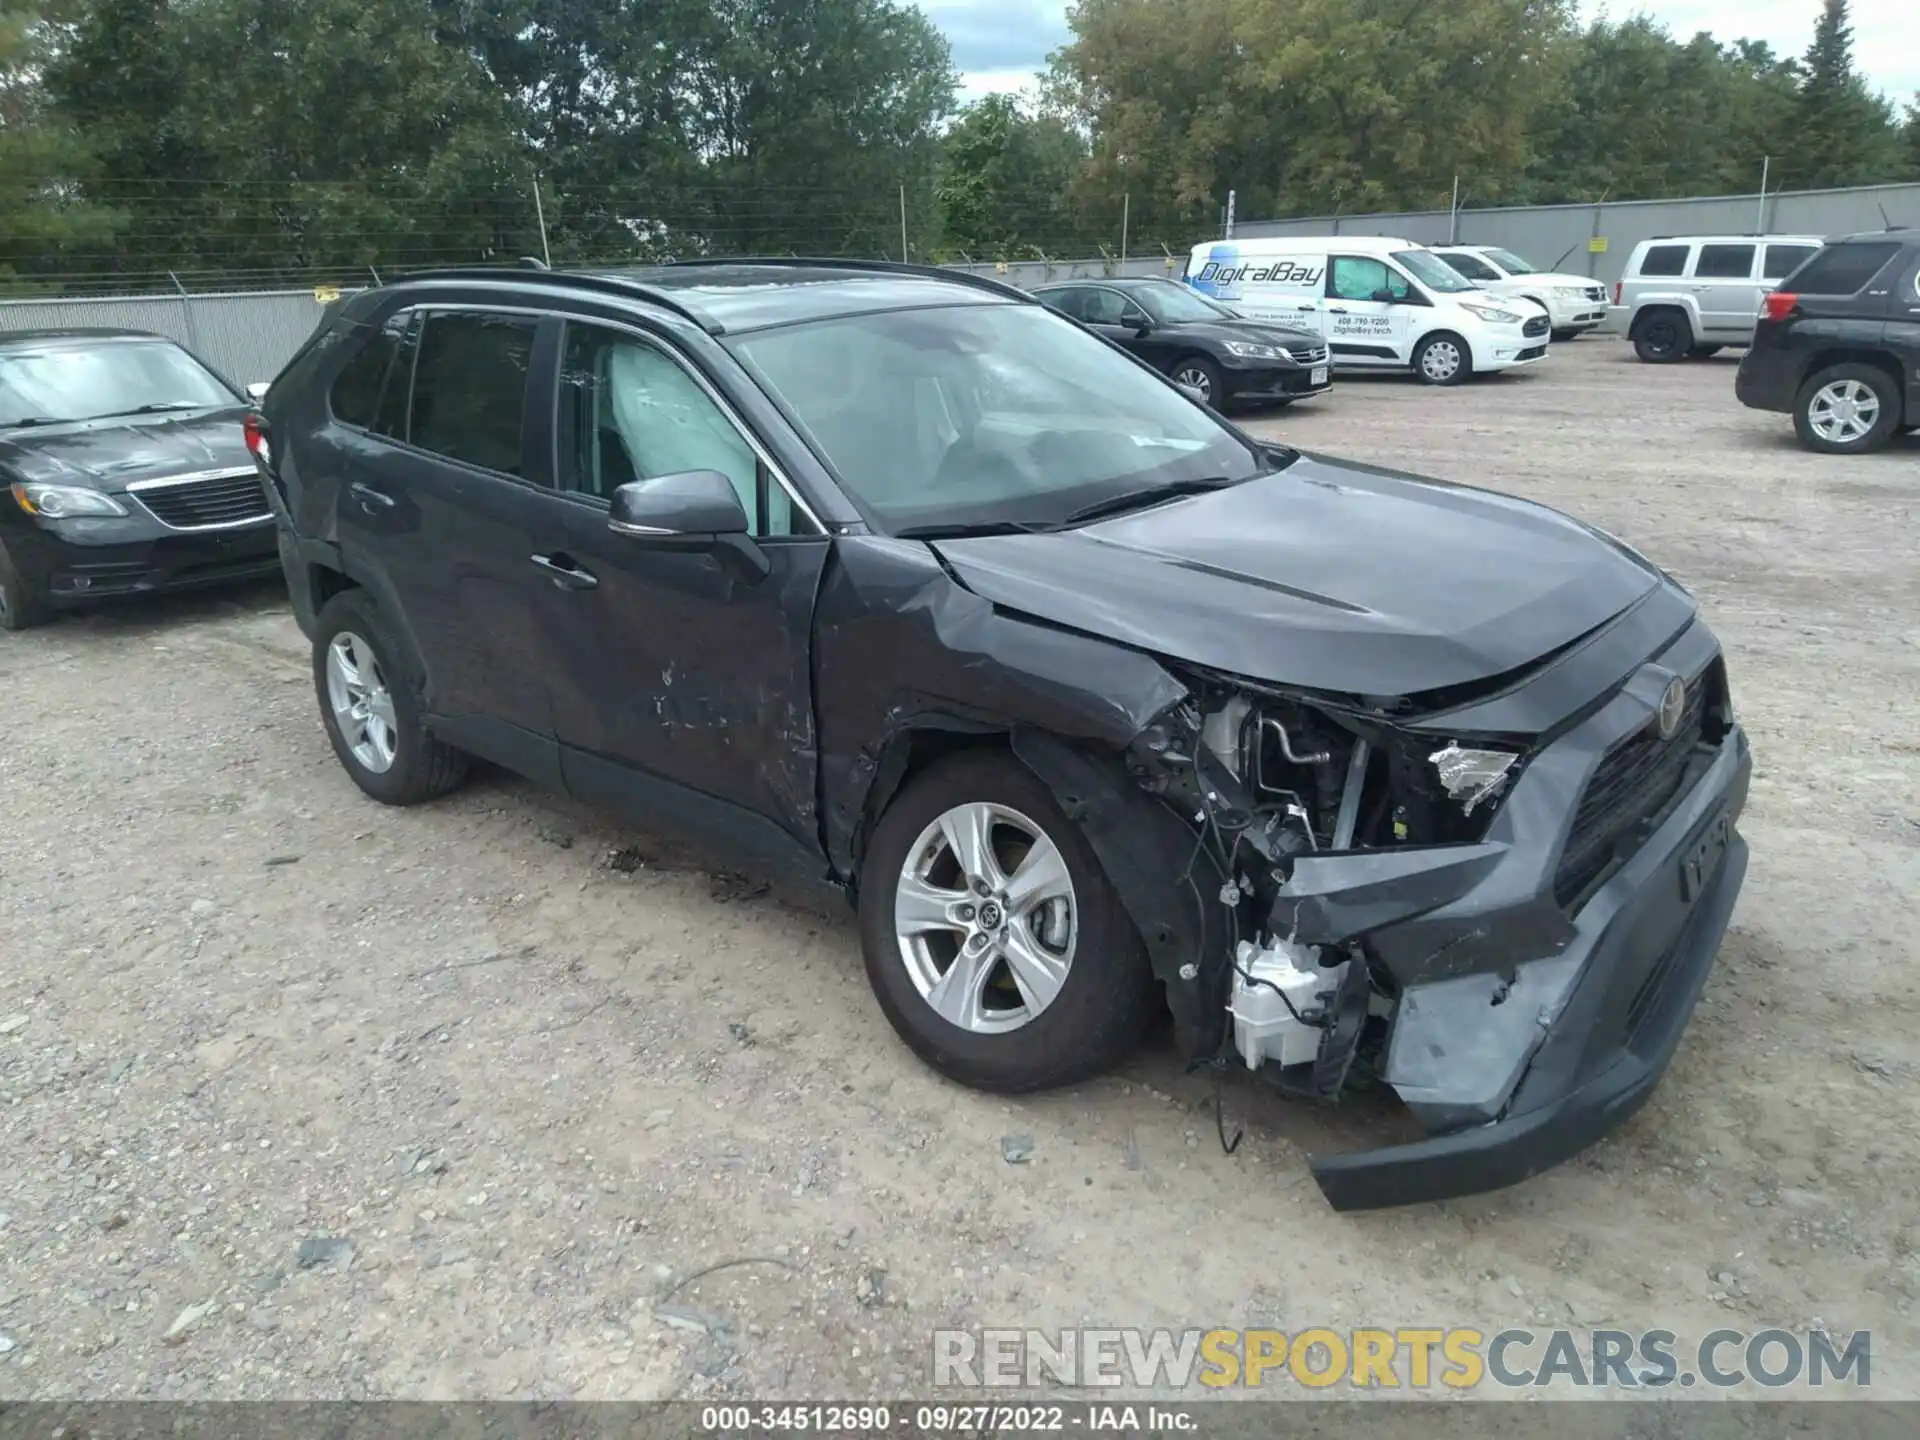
xmin=926 ymin=0 xmax=1919 ymax=106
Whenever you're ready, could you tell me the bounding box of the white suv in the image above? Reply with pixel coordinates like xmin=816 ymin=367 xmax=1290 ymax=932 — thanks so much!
xmin=1430 ymin=245 xmax=1610 ymax=341
xmin=1609 ymin=234 xmax=1825 ymax=363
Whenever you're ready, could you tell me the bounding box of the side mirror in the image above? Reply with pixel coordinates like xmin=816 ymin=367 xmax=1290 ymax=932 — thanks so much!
xmin=246 ymin=381 xmax=270 ymax=401
xmin=1125 ymin=312 xmax=1152 ymax=335
xmin=608 ymin=469 xmax=750 ymax=539
xmin=1371 ymin=289 xmax=1400 ymax=305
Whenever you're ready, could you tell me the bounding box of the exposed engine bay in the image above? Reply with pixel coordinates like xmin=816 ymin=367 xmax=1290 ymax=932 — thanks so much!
xmin=1120 ymin=678 xmax=1523 ymax=1096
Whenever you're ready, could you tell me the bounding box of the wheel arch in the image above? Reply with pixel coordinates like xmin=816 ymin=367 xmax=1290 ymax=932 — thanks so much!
xmin=1804 ymin=349 xmax=1905 ymax=412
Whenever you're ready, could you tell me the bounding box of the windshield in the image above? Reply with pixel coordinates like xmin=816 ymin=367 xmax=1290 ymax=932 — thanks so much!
xmin=1136 ymin=284 xmax=1235 ymax=324
xmin=0 ymin=340 xmax=234 ymax=426
xmin=728 ymin=303 xmax=1269 ymax=533
xmin=1482 ymin=247 xmax=1537 ymax=275
xmin=1391 ymin=250 xmax=1477 ymax=294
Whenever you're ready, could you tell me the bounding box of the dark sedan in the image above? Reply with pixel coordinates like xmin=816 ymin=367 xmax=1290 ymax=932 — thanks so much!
xmin=0 ymin=329 xmax=281 ymax=629
xmin=1032 ymin=276 xmax=1331 ymax=409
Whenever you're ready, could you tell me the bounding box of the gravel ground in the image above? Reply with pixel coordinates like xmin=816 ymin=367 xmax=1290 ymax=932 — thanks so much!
xmin=1 ymin=339 xmax=1916 ymax=1402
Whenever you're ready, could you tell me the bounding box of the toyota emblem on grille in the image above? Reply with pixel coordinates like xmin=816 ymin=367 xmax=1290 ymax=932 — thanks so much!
xmin=1657 ymin=677 xmax=1686 ymax=740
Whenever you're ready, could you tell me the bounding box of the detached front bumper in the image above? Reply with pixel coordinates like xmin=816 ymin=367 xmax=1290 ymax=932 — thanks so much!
xmin=1272 ymin=618 xmax=1751 ymax=1209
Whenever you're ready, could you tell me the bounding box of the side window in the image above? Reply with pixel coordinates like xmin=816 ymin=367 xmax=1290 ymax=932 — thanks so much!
xmin=1762 ymin=244 xmax=1819 ymax=282
xmin=371 ymin=313 xmax=418 ymax=440
xmin=407 ymin=312 xmax=539 ymax=478
xmin=1081 ymin=289 xmax=1128 ymax=325
xmin=1693 ymin=244 xmax=1756 ymax=279
xmin=1042 ymin=289 xmax=1089 ymax=321
xmin=1329 ymin=256 xmax=1405 ymax=302
xmin=1440 ymin=252 xmax=1500 ymax=282
xmin=327 ymin=320 xmax=398 ymax=428
xmin=556 ymin=323 xmax=813 ymax=538
xmin=1639 ymin=244 xmax=1690 ymax=278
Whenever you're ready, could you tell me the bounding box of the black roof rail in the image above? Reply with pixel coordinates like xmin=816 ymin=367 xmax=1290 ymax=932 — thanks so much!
xmin=393 ymin=265 xmax=720 ymax=332
xmin=656 ymin=255 xmax=1035 ymax=302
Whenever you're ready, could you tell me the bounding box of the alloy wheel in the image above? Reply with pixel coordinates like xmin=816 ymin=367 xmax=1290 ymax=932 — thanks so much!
xmin=893 ymin=801 xmax=1078 ymax=1034
xmin=1807 ymin=379 xmax=1881 ymax=447
xmin=1174 ymin=366 xmax=1214 ymax=402
xmin=325 ymin=631 xmax=399 ymax=774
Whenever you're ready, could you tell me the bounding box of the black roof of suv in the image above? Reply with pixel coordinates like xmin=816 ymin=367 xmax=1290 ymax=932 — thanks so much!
xmin=1735 ymin=231 xmax=1920 ymax=454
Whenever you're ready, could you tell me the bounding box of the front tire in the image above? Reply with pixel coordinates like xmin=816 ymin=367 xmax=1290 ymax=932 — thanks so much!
xmin=1632 ymin=309 xmax=1691 ymax=363
xmin=311 ymin=589 xmax=468 ymax=805
xmin=1793 ymin=364 xmax=1901 ymax=455
xmin=857 ymin=750 xmax=1157 ymax=1093
xmin=1412 ymin=331 xmax=1471 ymax=385
xmin=1169 ymin=355 xmax=1223 ymax=408
xmin=0 ymin=542 xmax=51 ymax=631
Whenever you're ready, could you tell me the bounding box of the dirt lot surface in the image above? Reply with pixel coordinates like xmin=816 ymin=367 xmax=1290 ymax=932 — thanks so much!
xmin=2 ymin=339 xmax=1916 ymax=1403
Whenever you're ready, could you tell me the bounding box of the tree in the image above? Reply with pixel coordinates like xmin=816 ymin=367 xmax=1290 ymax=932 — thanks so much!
xmin=1783 ymin=0 xmax=1901 ymax=190
xmin=0 ymin=0 xmax=124 ymax=287
xmin=1902 ymin=94 xmax=1920 ymax=179
xmin=933 ymin=94 xmax=1088 ymax=260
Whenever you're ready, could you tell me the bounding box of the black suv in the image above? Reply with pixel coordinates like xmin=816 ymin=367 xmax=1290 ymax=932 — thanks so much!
xmin=0 ymin=328 xmax=278 ymax=628
xmin=1735 ymin=232 xmax=1920 ymax=454
xmin=255 ymin=260 xmax=1750 ymax=1211
xmin=1032 ymin=276 xmax=1330 ymax=409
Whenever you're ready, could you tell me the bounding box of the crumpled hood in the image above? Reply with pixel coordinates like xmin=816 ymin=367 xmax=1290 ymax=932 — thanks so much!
xmin=0 ymin=408 xmax=252 ymax=491
xmin=930 ymin=454 xmax=1665 ymax=698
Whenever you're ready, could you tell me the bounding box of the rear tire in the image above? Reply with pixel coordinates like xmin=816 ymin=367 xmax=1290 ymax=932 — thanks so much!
xmin=311 ymin=589 xmax=468 ymax=805
xmin=1631 ymin=309 xmax=1691 ymax=363
xmin=1792 ymin=364 xmax=1901 ymax=455
xmin=1412 ymin=331 xmax=1472 ymax=385
xmin=0 ymin=542 xmax=51 ymax=632
xmin=857 ymin=750 xmax=1157 ymax=1093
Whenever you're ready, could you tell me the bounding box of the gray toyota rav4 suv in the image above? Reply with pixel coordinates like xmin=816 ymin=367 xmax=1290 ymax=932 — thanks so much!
xmin=250 ymin=259 xmax=1751 ymax=1210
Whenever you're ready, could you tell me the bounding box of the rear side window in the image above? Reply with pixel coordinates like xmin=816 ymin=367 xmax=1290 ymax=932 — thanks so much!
xmin=1762 ymin=244 xmax=1819 ymax=282
xmin=1040 ymin=288 xmax=1089 ymax=321
xmin=1693 ymin=244 xmax=1755 ymax=279
xmin=328 ymin=323 xmax=399 ymax=428
xmin=1638 ymin=244 xmax=1689 ymax=277
xmin=1785 ymin=241 xmax=1902 ymax=295
xmin=407 ymin=312 xmax=539 ymax=478
xmin=371 ymin=313 xmax=419 ymax=439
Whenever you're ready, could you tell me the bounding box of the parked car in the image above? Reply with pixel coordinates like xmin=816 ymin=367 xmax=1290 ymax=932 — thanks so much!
xmin=254 ymin=259 xmax=1749 ymax=1211
xmin=1429 ymin=244 xmax=1610 ymax=341
xmin=1609 ymin=234 xmax=1825 ymax=363
xmin=1735 ymin=232 xmax=1919 ymax=454
xmin=0 ymin=328 xmax=279 ymax=630
xmin=1184 ymin=235 xmax=1551 ymax=385
xmin=1030 ymin=276 xmax=1330 ymax=409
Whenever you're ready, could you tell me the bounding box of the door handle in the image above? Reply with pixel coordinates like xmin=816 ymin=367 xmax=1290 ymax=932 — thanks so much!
xmin=349 ymin=481 xmax=396 ymax=512
xmin=1327 ymin=307 xmax=1349 ymax=314
xmin=1295 ymin=304 xmax=1317 ymax=311
xmin=530 ymin=553 xmax=598 ymax=591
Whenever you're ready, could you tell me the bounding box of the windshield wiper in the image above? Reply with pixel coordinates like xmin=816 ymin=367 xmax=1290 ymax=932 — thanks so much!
xmin=893 ymin=519 xmax=1056 ymax=540
xmin=1060 ymin=476 xmax=1239 ymax=526
xmin=89 ymin=401 xmax=209 ymax=419
xmin=1 ymin=416 xmax=65 ymax=429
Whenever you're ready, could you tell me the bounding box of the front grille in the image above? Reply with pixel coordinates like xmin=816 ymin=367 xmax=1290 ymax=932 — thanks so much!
xmin=1585 ymin=287 xmax=1607 ymax=303
xmin=1518 ymin=345 xmax=1547 ymax=361
xmin=1523 ymin=315 xmax=1550 ymax=339
xmin=131 ymin=470 xmax=271 ymax=531
xmin=1553 ymin=671 xmax=1708 ymax=909
xmin=1285 ymin=343 xmax=1329 ymax=364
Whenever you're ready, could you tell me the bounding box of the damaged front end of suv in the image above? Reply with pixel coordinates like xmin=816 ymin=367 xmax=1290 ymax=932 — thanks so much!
xmin=871 ymin=459 xmax=1753 ymax=1212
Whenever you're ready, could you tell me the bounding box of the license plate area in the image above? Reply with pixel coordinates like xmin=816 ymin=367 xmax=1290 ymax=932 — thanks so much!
xmin=1311 ymin=365 xmax=1329 ymax=386
xmin=1678 ymin=807 xmax=1730 ymax=904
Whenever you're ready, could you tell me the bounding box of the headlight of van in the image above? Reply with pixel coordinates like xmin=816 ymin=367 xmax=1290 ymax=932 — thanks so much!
xmin=1460 ymin=303 xmax=1522 ymax=325
xmin=1223 ymin=340 xmax=1285 ymax=360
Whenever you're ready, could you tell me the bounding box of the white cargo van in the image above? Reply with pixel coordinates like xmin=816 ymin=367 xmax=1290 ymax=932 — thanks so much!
xmin=1184 ymin=236 xmax=1551 ymax=384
